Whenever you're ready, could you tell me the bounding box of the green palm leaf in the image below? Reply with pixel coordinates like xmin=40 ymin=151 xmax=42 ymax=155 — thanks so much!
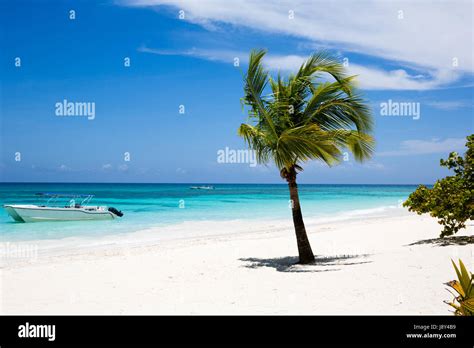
xmin=240 ymin=49 xmax=374 ymax=172
xmin=238 ymin=49 xmax=375 ymax=264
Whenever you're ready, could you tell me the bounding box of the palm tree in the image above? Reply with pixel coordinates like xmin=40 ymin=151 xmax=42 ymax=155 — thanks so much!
xmin=238 ymin=49 xmax=374 ymax=264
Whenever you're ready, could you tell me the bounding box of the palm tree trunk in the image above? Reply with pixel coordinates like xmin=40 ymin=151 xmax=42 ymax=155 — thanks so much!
xmin=288 ymin=179 xmax=315 ymax=264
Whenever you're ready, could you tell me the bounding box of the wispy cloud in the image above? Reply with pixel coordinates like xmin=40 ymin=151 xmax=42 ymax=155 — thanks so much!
xmin=122 ymin=0 xmax=473 ymax=90
xmin=378 ymin=138 xmax=466 ymax=157
xmin=425 ymin=101 xmax=471 ymax=111
xmin=362 ymin=161 xmax=385 ymax=170
xmin=264 ymin=55 xmax=460 ymax=90
xmin=141 ymin=46 xmax=460 ymax=90
xmin=58 ymin=164 xmax=71 ymax=171
xmin=118 ymin=164 xmax=129 ymax=172
xmin=138 ymin=46 xmax=243 ymax=63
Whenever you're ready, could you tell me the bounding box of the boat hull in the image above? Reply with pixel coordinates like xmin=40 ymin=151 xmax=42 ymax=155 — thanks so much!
xmin=3 ymin=205 xmax=115 ymax=222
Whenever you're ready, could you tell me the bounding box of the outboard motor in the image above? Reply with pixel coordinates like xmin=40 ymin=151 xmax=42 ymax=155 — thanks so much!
xmin=108 ymin=207 xmax=123 ymax=217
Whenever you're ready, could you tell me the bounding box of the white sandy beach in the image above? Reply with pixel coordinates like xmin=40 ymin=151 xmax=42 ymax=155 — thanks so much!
xmin=1 ymin=211 xmax=473 ymax=315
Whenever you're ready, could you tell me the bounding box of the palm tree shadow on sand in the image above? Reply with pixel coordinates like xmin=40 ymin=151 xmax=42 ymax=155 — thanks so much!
xmin=239 ymin=254 xmax=372 ymax=273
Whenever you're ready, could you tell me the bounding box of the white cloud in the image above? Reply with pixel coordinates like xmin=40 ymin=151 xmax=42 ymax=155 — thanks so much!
xmin=58 ymin=164 xmax=71 ymax=171
xmin=138 ymin=46 xmax=242 ymax=63
xmin=346 ymin=64 xmax=460 ymax=91
xmin=264 ymin=55 xmax=460 ymax=90
xmin=378 ymin=138 xmax=466 ymax=157
xmin=425 ymin=101 xmax=471 ymax=111
xmin=121 ymin=0 xmax=473 ymax=90
xmin=142 ymin=47 xmax=459 ymax=90
xmin=263 ymin=54 xmax=305 ymax=71
xmin=118 ymin=164 xmax=129 ymax=171
xmin=102 ymin=163 xmax=113 ymax=170
xmin=362 ymin=161 xmax=385 ymax=170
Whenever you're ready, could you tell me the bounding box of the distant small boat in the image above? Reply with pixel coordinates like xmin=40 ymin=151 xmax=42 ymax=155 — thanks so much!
xmin=3 ymin=193 xmax=123 ymax=222
xmin=189 ymin=185 xmax=214 ymax=190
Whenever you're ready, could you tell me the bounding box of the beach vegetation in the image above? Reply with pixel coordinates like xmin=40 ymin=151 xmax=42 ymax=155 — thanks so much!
xmin=404 ymin=135 xmax=474 ymax=237
xmin=445 ymin=259 xmax=474 ymax=316
xmin=238 ymin=49 xmax=374 ymax=264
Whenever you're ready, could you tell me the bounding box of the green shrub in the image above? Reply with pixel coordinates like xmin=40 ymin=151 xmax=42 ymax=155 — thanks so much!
xmin=403 ymin=134 xmax=474 ymax=237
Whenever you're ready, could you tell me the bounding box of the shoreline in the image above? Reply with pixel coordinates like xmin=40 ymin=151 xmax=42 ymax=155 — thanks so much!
xmin=2 ymin=212 xmax=472 ymax=314
xmin=1 ymin=206 xmax=408 ymax=263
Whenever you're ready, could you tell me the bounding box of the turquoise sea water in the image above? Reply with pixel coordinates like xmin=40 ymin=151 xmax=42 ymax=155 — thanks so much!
xmin=0 ymin=183 xmax=418 ymax=242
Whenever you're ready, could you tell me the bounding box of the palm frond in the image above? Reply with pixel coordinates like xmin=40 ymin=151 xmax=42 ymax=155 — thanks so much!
xmin=297 ymin=51 xmax=349 ymax=89
xmin=303 ymin=77 xmax=372 ymax=133
xmin=331 ymin=130 xmax=375 ymax=162
xmin=243 ymin=49 xmax=277 ymax=137
xmin=275 ymin=124 xmax=342 ymax=168
xmin=237 ymin=123 xmax=272 ymax=164
xmin=239 ymin=49 xmax=375 ymax=171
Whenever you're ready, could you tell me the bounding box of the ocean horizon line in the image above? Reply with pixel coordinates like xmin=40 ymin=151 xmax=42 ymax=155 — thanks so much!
xmin=0 ymin=182 xmax=428 ymax=186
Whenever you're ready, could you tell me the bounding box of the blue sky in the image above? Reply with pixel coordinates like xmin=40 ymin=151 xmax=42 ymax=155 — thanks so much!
xmin=1 ymin=0 xmax=473 ymax=184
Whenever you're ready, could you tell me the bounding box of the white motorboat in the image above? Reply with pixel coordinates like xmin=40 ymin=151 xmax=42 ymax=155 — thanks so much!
xmin=3 ymin=193 xmax=123 ymax=222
